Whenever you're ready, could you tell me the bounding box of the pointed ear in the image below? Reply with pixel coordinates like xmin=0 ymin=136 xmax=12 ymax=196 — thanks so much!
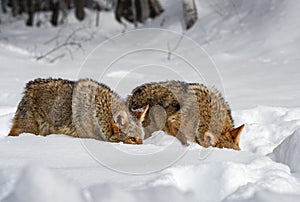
xmin=204 ymin=131 xmax=218 ymax=146
xmin=230 ymin=124 xmax=245 ymax=145
xmin=131 ymin=105 xmax=149 ymax=122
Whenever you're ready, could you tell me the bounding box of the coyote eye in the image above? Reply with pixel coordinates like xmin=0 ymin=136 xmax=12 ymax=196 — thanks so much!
xmin=130 ymin=137 xmax=136 ymax=142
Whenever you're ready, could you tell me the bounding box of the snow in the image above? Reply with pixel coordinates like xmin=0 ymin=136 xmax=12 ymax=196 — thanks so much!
xmin=2 ymin=165 xmax=85 ymax=202
xmin=270 ymin=129 xmax=300 ymax=173
xmin=234 ymin=106 xmax=300 ymax=155
xmin=1 ymin=0 xmax=300 ymax=201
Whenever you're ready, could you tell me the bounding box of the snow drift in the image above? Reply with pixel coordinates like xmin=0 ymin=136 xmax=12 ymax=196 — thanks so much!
xmin=270 ymin=129 xmax=300 ymax=173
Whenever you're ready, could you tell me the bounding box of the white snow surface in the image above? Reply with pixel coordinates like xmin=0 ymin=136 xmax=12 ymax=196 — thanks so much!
xmin=269 ymin=129 xmax=300 ymax=173
xmin=1 ymin=0 xmax=300 ymax=201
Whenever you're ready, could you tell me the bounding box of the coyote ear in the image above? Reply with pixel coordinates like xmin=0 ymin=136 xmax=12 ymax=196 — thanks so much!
xmin=204 ymin=131 xmax=218 ymax=146
xmin=131 ymin=105 xmax=149 ymax=122
xmin=230 ymin=124 xmax=245 ymax=145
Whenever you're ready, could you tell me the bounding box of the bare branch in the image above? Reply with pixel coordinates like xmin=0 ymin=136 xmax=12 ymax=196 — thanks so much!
xmin=167 ymin=33 xmax=184 ymax=60
xmin=36 ymin=41 xmax=81 ymax=61
xmin=36 ymin=27 xmax=89 ymax=62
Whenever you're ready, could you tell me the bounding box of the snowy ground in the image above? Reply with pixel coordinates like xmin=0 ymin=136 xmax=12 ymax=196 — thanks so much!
xmin=1 ymin=0 xmax=300 ymax=201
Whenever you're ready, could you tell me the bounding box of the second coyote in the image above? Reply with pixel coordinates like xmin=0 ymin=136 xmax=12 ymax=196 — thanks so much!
xmin=127 ymin=81 xmax=244 ymax=150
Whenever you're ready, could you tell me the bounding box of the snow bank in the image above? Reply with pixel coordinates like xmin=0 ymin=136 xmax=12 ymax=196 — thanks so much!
xmin=153 ymin=156 xmax=300 ymax=202
xmin=269 ymin=129 xmax=300 ymax=173
xmin=88 ymin=184 xmax=197 ymax=202
xmin=2 ymin=165 xmax=85 ymax=202
xmin=233 ymin=106 xmax=300 ymax=155
xmin=2 ymin=149 xmax=300 ymax=202
xmin=0 ymin=113 xmax=14 ymax=139
xmin=236 ymin=190 xmax=300 ymax=202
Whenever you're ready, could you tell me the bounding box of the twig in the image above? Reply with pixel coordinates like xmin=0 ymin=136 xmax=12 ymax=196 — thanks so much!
xmin=36 ymin=42 xmax=81 ymax=61
xmin=49 ymin=54 xmax=66 ymax=63
xmin=43 ymin=27 xmax=64 ymax=45
xmin=167 ymin=33 xmax=184 ymax=60
xmin=37 ymin=27 xmax=87 ymax=61
xmin=65 ymin=27 xmax=85 ymax=43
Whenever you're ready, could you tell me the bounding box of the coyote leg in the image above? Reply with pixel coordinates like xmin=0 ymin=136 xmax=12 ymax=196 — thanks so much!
xmin=166 ymin=119 xmax=188 ymax=145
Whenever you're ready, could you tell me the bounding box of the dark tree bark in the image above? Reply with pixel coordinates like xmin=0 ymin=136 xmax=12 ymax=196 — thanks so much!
xmin=115 ymin=0 xmax=163 ymax=25
xmin=65 ymin=0 xmax=72 ymax=9
xmin=148 ymin=0 xmax=163 ymax=18
xmin=1 ymin=0 xmax=7 ymax=13
xmin=25 ymin=0 xmax=35 ymax=26
xmin=75 ymin=0 xmax=85 ymax=21
xmin=50 ymin=1 xmax=60 ymax=26
xmin=115 ymin=0 xmax=125 ymax=23
xmin=11 ymin=0 xmax=18 ymax=16
xmin=136 ymin=0 xmax=149 ymax=23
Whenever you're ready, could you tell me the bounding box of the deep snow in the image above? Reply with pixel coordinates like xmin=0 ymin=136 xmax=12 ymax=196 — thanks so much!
xmin=0 ymin=0 xmax=300 ymax=201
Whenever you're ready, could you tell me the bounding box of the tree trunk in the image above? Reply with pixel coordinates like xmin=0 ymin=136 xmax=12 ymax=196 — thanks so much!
xmin=1 ymin=0 xmax=7 ymax=13
xmin=65 ymin=0 xmax=72 ymax=9
xmin=11 ymin=0 xmax=19 ymax=16
xmin=136 ymin=0 xmax=149 ymax=23
xmin=131 ymin=0 xmax=137 ymax=26
xmin=25 ymin=0 xmax=34 ymax=26
xmin=75 ymin=0 xmax=85 ymax=21
xmin=50 ymin=1 xmax=60 ymax=26
xmin=183 ymin=0 xmax=197 ymax=30
xmin=115 ymin=0 xmax=163 ymax=25
xmin=148 ymin=0 xmax=163 ymax=18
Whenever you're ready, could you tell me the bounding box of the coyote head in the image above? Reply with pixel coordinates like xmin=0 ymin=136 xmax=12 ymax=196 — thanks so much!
xmin=109 ymin=105 xmax=149 ymax=144
xmin=204 ymin=124 xmax=245 ymax=150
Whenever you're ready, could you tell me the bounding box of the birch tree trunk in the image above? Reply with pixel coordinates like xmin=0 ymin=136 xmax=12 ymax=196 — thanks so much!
xmin=183 ymin=0 xmax=197 ymax=29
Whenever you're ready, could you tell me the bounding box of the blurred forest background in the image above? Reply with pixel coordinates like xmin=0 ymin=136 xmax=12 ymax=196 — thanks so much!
xmin=0 ymin=0 xmax=197 ymax=29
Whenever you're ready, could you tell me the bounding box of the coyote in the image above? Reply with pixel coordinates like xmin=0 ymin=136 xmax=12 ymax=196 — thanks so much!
xmin=8 ymin=78 xmax=148 ymax=144
xmin=128 ymin=81 xmax=244 ymax=150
